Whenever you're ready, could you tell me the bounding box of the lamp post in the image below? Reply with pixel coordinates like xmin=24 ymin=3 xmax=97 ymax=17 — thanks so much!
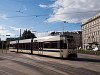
xmin=62 ymin=21 xmax=66 ymax=35
xmin=31 ymin=31 xmax=37 ymax=54
xmin=6 ymin=35 xmax=10 ymax=53
xmin=0 ymin=35 xmax=5 ymax=53
xmin=1 ymin=41 xmax=4 ymax=53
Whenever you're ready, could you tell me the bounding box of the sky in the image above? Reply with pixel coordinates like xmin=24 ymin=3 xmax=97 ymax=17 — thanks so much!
xmin=0 ymin=0 xmax=100 ymax=40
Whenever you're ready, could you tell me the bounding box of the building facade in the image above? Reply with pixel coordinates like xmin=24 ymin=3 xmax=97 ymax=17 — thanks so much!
xmin=82 ymin=13 xmax=100 ymax=50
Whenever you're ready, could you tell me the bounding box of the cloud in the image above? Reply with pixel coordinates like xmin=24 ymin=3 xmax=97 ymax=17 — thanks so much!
xmin=9 ymin=26 xmax=19 ymax=31
xmin=9 ymin=26 xmax=33 ymax=33
xmin=0 ymin=25 xmax=34 ymax=40
xmin=36 ymin=32 xmax=49 ymax=37
xmin=39 ymin=4 xmax=48 ymax=8
xmin=0 ymin=25 xmax=26 ymax=40
xmin=0 ymin=25 xmax=13 ymax=35
xmin=44 ymin=0 xmax=100 ymax=23
xmin=0 ymin=14 xmax=8 ymax=20
xmin=0 ymin=25 xmax=15 ymax=40
xmin=23 ymin=5 xmax=27 ymax=11
xmin=9 ymin=26 xmax=26 ymax=36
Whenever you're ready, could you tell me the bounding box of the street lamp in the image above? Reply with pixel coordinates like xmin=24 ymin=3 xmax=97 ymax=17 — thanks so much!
xmin=5 ymin=35 xmax=11 ymax=53
xmin=31 ymin=31 xmax=37 ymax=54
xmin=62 ymin=21 xmax=67 ymax=35
xmin=0 ymin=35 xmax=5 ymax=53
xmin=1 ymin=41 xmax=4 ymax=53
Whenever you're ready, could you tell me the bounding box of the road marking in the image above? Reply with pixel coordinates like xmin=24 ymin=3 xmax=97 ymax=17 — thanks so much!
xmin=0 ymin=69 xmax=13 ymax=75
xmin=0 ymin=55 xmax=68 ymax=75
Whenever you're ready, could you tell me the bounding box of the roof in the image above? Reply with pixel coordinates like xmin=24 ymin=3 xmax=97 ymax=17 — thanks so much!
xmin=34 ymin=35 xmax=63 ymax=42
xmin=19 ymin=39 xmax=31 ymax=43
xmin=10 ymin=36 xmax=64 ymax=44
xmin=10 ymin=39 xmax=31 ymax=44
xmin=82 ymin=13 xmax=100 ymax=26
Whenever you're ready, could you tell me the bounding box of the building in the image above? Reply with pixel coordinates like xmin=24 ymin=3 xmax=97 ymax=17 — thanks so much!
xmin=49 ymin=31 xmax=82 ymax=49
xmin=63 ymin=31 xmax=82 ymax=49
xmin=82 ymin=13 xmax=100 ymax=50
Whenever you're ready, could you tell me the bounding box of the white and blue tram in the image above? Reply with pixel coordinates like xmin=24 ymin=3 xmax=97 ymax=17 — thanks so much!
xmin=9 ymin=35 xmax=77 ymax=58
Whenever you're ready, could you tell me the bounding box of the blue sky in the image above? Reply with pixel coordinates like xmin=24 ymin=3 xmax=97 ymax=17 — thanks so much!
xmin=0 ymin=0 xmax=99 ymax=40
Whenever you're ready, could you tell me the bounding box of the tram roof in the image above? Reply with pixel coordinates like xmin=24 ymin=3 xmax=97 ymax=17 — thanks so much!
xmin=19 ymin=39 xmax=31 ymax=43
xmin=10 ymin=35 xmax=65 ymax=44
xmin=10 ymin=39 xmax=31 ymax=44
xmin=10 ymin=41 xmax=17 ymax=44
xmin=34 ymin=35 xmax=64 ymax=42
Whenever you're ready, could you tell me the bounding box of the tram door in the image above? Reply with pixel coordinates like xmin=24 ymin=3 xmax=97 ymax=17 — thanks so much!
xmin=33 ymin=42 xmax=39 ymax=50
xmin=33 ymin=42 xmax=43 ymax=54
xmin=38 ymin=42 xmax=43 ymax=55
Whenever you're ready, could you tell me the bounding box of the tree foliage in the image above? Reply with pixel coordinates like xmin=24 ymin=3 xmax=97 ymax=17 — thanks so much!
xmin=21 ymin=30 xmax=36 ymax=39
xmin=49 ymin=31 xmax=61 ymax=36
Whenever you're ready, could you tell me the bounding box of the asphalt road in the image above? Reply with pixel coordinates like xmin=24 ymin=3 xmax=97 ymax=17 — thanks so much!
xmin=0 ymin=51 xmax=100 ymax=75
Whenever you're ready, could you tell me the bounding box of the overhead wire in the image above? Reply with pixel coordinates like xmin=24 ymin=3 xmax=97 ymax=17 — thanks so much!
xmin=2 ymin=0 xmax=100 ymax=19
xmin=6 ymin=10 xmax=100 ymax=18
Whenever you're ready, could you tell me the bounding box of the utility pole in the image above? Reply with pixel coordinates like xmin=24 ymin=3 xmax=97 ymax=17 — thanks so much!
xmin=62 ymin=21 xmax=66 ymax=35
xmin=20 ymin=29 xmax=21 ymax=40
xmin=6 ymin=35 xmax=10 ymax=53
xmin=31 ymin=38 xmax=33 ymax=54
xmin=2 ymin=41 xmax=3 ymax=53
xmin=17 ymin=39 xmax=19 ymax=53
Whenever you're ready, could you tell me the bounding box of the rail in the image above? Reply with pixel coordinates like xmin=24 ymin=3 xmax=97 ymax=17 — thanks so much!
xmin=77 ymin=50 xmax=100 ymax=55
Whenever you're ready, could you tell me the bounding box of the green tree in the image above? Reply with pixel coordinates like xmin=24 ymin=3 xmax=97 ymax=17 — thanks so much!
xmin=49 ymin=32 xmax=56 ymax=36
xmin=21 ymin=30 xmax=36 ymax=39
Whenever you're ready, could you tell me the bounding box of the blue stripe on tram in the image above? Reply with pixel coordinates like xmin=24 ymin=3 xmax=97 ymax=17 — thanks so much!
xmin=43 ymin=49 xmax=60 ymax=52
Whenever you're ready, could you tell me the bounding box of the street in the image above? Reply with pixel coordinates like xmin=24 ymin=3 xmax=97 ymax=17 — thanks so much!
xmin=0 ymin=50 xmax=100 ymax=75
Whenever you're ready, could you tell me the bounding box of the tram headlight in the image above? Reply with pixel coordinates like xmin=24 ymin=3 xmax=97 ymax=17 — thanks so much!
xmin=68 ymin=51 xmax=71 ymax=53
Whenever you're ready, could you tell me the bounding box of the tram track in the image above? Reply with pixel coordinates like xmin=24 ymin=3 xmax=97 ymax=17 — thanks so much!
xmin=0 ymin=53 xmax=100 ymax=75
xmin=0 ymin=54 xmax=68 ymax=75
xmin=12 ymin=60 xmax=68 ymax=75
xmin=11 ymin=55 xmax=100 ymax=75
xmin=36 ymin=60 xmax=100 ymax=75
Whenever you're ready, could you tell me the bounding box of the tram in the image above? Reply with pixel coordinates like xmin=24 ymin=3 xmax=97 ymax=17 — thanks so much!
xmin=9 ymin=35 xmax=77 ymax=58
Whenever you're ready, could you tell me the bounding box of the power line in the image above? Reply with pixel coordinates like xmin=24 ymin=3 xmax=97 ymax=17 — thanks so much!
xmin=6 ymin=10 xmax=100 ymax=18
xmin=53 ymin=10 xmax=100 ymax=15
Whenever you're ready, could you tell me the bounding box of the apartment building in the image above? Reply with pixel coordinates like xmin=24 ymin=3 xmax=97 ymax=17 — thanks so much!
xmin=82 ymin=13 xmax=100 ymax=50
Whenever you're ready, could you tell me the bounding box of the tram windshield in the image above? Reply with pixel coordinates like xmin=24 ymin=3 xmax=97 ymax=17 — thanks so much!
xmin=67 ymin=39 xmax=76 ymax=49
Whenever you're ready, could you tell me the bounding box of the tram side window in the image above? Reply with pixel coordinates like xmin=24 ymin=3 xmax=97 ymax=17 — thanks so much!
xmin=9 ymin=44 xmax=14 ymax=49
xmin=22 ymin=43 xmax=25 ymax=49
xmin=44 ymin=42 xmax=50 ymax=48
xmin=33 ymin=42 xmax=39 ymax=50
xmin=10 ymin=44 xmax=13 ymax=47
xmin=26 ymin=43 xmax=31 ymax=50
xmin=19 ymin=43 xmax=22 ymax=49
xmin=50 ymin=41 xmax=57 ymax=49
xmin=13 ymin=44 xmax=16 ymax=49
xmin=60 ymin=40 xmax=67 ymax=49
xmin=44 ymin=41 xmax=58 ymax=49
xmin=15 ymin=44 xmax=17 ymax=49
xmin=10 ymin=44 xmax=17 ymax=49
xmin=38 ymin=42 xmax=43 ymax=48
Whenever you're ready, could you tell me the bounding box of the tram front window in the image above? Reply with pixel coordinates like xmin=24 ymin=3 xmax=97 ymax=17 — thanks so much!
xmin=67 ymin=39 xmax=76 ymax=49
xmin=60 ymin=40 xmax=67 ymax=49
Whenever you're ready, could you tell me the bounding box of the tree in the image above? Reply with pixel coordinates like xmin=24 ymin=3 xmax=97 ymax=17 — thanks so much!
xmin=49 ymin=32 xmax=56 ymax=36
xmin=21 ymin=30 xmax=36 ymax=39
xmin=49 ymin=31 xmax=61 ymax=36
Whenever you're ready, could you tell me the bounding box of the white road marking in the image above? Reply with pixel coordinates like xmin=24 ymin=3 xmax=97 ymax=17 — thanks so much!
xmin=0 ymin=69 xmax=13 ymax=75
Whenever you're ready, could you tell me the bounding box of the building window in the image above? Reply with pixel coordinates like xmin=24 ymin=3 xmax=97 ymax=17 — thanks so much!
xmin=99 ymin=18 xmax=100 ymax=22
xmin=98 ymin=31 xmax=99 ymax=35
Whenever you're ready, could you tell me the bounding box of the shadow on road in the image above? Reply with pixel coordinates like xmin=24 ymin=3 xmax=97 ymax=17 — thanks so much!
xmin=10 ymin=51 xmax=100 ymax=63
xmin=70 ymin=57 xmax=100 ymax=63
